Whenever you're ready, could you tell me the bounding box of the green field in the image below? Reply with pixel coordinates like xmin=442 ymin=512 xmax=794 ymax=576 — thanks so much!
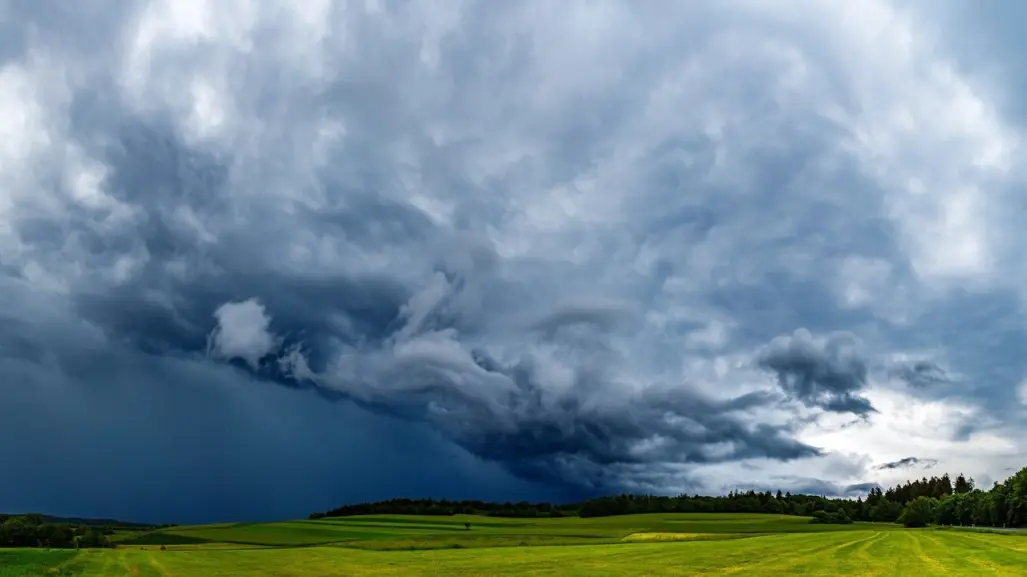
xmin=4 ymin=513 xmax=1027 ymax=575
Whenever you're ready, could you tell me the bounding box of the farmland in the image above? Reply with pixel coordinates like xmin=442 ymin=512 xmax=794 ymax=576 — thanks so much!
xmin=4 ymin=513 xmax=1027 ymax=575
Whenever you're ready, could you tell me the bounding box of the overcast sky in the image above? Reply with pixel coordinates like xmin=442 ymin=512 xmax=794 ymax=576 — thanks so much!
xmin=3 ymin=0 xmax=1027 ymax=524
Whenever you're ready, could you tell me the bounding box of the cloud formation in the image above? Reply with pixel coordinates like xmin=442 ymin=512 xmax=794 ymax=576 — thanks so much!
xmin=889 ymin=361 xmax=955 ymax=389
xmin=3 ymin=0 xmax=1027 ymax=522
xmin=208 ymin=299 xmax=278 ymax=369
xmin=876 ymin=457 xmax=939 ymax=471
xmin=756 ymin=329 xmax=874 ymax=415
xmin=201 ymin=291 xmax=819 ymax=492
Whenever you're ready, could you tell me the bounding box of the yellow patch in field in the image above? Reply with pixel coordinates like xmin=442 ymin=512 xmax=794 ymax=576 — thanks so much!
xmin=621 ymin=532 xmax=709 ymax=542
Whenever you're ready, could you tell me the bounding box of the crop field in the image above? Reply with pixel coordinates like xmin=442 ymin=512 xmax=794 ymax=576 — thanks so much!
xmin=5 ymin=513 xmax=1027 ymax=575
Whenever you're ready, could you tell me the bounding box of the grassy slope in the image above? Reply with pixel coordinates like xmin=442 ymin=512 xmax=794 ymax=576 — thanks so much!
xmin=114 ymin=513 xmax=903 ymax=550
xmin=10 ymin=513 xmax=1027 ymax=575
xmin=10 ymin=530 xmax=1027 ymax=576
xmin=0 ymin=549 xmax=78 ymax=577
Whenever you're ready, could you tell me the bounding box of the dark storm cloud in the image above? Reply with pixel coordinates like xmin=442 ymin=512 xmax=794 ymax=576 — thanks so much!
xmin=885 ymin=288 xmax=1027 ymax=413
xmin=529 ymin=302 xmax=640 ymax=339
xmin=0 ymin=280 xmax=565 ymax=524
xmin=6 ymin=109 xmax=821 ymax=494
xmin=889 ymin=361 xmax=954 ymax=388
xmin=876 ymin=457 xmax=938 ymax=471
xmin=265 ymin=290 xmax=821 ymax=491
xmin=0 ymin=112 xmax=823 ymax=496
xmin=756 ymin=329 xmax=875 ymax=415
xmin=48 ymin=118 xmax=419 ymax=360
xmin=4 ymin=0 xmax=1027 ymax=522
xmin=376 ymin=362 xmax=816 ymax=488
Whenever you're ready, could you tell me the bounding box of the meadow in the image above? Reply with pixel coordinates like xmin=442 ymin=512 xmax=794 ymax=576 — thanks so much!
xmin=4 ymin=513 xmax=1027 ymax=575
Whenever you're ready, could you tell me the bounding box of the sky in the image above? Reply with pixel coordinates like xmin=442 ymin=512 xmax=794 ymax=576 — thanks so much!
xmin=2 ymin=0 xmax=1027 ymax=525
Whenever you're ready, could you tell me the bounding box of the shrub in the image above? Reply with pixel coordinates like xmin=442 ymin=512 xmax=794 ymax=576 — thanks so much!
xmin=809 ymin=510 xmax=852 ymax=525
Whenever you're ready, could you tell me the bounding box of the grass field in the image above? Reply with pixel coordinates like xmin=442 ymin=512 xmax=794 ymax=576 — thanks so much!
xmin=5 ymin=513 xmax=1027 ymax=575
xmin=113 ymin=512 xmax=905 ymax=550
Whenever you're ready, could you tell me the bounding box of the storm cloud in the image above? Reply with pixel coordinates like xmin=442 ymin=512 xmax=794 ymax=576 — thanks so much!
xmin=889 ymin=361 xmax=955 ymax=389
xmin=876 ymin=457 xmax=939 ymax=471
xmin=756 ymin=329 xmax=874 ymax=416
xmin=3 ymin=0 xmax=1027 ymax=522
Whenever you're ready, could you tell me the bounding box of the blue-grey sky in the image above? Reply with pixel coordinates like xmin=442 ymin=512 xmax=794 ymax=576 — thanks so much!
xmin=3 ymin=0 xmax=1027 ymax=524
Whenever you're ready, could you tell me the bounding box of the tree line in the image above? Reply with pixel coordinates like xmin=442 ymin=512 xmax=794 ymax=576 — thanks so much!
xmin=892 ymin=467 xmax=1027 ymax=528
xmin=311 ymin=498 xmax=578 ymax=519
xmin=0 ymin=514 xmax=119 ymax=549
xmin=311 ymin=467 xmax=1027 ymax=529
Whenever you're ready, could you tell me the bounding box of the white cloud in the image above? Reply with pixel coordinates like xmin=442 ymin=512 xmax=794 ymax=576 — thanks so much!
xmin=0 ymin=62 xmax=57 ymax=259
xmin=801 ymin=387 xmax=1021 ymax=487
xmin=816 ymin=3 xmax=1018 ymax=286
xmin=208 ymin=299 xmax=278 ymax=369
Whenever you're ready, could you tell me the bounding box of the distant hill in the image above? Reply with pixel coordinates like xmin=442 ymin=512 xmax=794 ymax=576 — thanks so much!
xmin=1 ymin=513 xmax=164 ymax=529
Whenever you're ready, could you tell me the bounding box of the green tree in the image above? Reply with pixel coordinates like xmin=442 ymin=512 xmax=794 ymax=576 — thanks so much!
xmin=1000 ymin=467 xmax=1027 ymax=527
xmin=954 ymin=474 xmax=974 ymax=494
xmin=974 ymin=491 xmax=995 ymax=527
xmin=0 ymin=517 xmax=36 ymax=547
xmin=934 ymin=495 xmax=957 ymax=526
xmin=899 ymin=496 xmax=936 ymax=528
xmin=952 ymin=492 xmax=975 ymax=525
xmin=868 ymin=499 xmax=901 ymax=523
xmin=36 ymin=524 xmax=74 ymax=548
xmin=75 ymin=527 xmax=112 ymax=549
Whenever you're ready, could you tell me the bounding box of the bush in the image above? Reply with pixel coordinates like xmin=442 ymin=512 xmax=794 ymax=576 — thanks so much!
xmin=75 ymin=528 xmax=113 ymax=549
xmin=809 ymin=510 xmax=852 ymax=525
